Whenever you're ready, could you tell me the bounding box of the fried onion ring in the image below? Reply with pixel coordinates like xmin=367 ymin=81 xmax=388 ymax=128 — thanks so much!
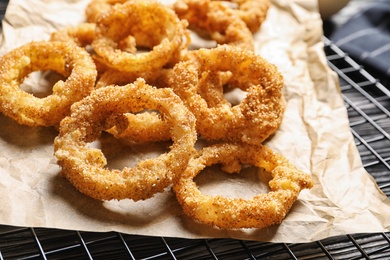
xmin=50 ymin=23 xmax=96 ymax=48
xmin=173 ymin=0 xmax=254 ymax=50
xmin=213 ymin=0 xmax=271 ymax=33
xmin=85 ymin=0 xmax=127 ymax=23
xmin=173 ymin=142 xmax=313 ymax=229
xmin=51 ymin=12 xmax=137 ymax=55
xmin=0 ymin=41 xmax=97 ymax=127
xmin=54 ymin=78 xmax=197 ymax=201
xmin=170 ymin=45 xmax=285 ymax=144
xmin=94 ymin=67 xmax=171 ymax=89
xmin=94 ymin=68 xmax=173 ymax=143
xmin=92 ymin=0 xmax=190 ymax=73
xmin=50 ymin=22 xmax=123 ymax=74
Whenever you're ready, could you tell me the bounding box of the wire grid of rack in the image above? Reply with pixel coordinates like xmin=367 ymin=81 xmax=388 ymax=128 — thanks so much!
xmin=1 ymin=2 xmax=390 ymax=259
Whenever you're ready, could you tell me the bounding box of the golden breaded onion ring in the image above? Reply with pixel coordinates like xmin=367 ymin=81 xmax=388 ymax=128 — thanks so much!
xmin=92 ymin=0 xmax=190 ymax=73
xmin=173 ymin=142 xmax=313 ymax=229
xmin=49 ymin=23 xmax=111 ymax=74
xmin=54 ymin=78 xmax=197 ymax=201
xmin=107 ymin=111 xmax=172 ymax=143
xmin=50 ymin=23 xmax=96 ymax=48
xmin=0 ymin=41 xmax=97 ymax=127
xmin=50 ymin=19 xmax=137 ymax=57
xmin=213 ymin=0 xmax=271 ymax=33
xmin=170 ymin=45 xmax=285 ymax=145
xmin=95 ymin=68 xmax=173 ymax=143
xmin=174 ymin=0 xmax=254 ymax=51
xmin=85 ymin=0 xmax=127 ymax=23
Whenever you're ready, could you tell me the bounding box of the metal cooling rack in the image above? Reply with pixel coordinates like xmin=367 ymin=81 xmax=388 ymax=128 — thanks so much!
xmin=323 ymin=37 xmax=390 ymax=198
xmin=1 ymin=0 xmax=390 ymax=258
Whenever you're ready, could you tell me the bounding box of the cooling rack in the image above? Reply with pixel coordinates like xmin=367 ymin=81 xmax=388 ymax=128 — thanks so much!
xmin=1 ymin=1 xmax=390 ymax=259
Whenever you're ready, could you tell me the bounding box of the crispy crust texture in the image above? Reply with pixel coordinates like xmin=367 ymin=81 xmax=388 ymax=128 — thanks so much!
xmin=170 ymin=45 xmax=285 ymax=145
xmin=54 ymin=79 xmax=197 ymax=201
xmin=173 ymin=0 xmax=255 ymax=51
xmin=91 ymin=0 xmax=190 ymax=73
xmin=173 ymin=142 xmax=313 ymax=229
xmin=0 ymin=41 xmax=97 ymax=126
xmin=50 ymin=23 xmax=96 ymax=47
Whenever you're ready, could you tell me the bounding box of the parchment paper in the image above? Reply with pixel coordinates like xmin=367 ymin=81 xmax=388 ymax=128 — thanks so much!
xmin=0 ymin=0 xmax=389 ymax=243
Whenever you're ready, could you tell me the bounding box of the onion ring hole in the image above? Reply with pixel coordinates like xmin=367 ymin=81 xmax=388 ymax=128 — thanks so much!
xmin=85 ymin=131 xmax=171 ymax=171
xmin=20 ymin=70 xmax=66 ymax=98
xmin=194 ymin=164 xmax=272 ymax=200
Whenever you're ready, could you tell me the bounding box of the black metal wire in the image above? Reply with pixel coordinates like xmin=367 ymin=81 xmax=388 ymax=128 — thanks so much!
xmin=282 ymin=244 xmax=298 ymax=260
xmin=202 ymin=240 xmax=218 ymax=260
xmin=316 ymin=240 xmax=335 ymax=260
xmin=324 ymin=37 xmax=390 ymax=198
xmin=347 ymin=234 xmax=371 ymax=260
xmin=30 ymin=228 xmax=47 ymax=260
xmin=76 ymin=231 xmax=93 ymax=260
xmin=160 ymin=237 xmax=177 ymax=260
xmin=117 ymin=232 xmax=136 ymax=260
xmin=238 ymin=240 xmax=257 ymax=260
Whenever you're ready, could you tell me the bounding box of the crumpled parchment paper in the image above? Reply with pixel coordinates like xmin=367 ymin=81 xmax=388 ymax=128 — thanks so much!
xmin=0 ymin=0 xmax=389 ymax=243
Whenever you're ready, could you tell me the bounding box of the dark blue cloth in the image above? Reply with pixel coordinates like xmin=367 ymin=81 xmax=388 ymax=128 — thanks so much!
xmin=331 ymin=1 xmax=390 ymax=78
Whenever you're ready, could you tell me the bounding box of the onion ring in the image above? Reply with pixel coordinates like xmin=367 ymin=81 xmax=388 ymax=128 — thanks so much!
xmin=49 ymin=22 xmax=122 ymax=74
xmin=54 ymin=78 xmax=197 ymax=201
xmin=94 ymin=68 xmax=171 ymax=89
xmin=94 ymin=68 xmax=173 ymax=143
xmin=85 ymin=0 xmax=127 ymax=23
xmin=173 ymin=0 xmax=254 ymax=50
xmin=50 ymin=23 xmax=96 ymax=48
xmin=0 ymin=41 xmax=97 ymax=127
xmin=170 ymin=44 xmax=285 ymax=144
xmin=92 ymin=0 xmax=190 ymax=73
xmin=107 ymin=110 xmax=172 ymax=143
xmin=50 ymin=18 xmax=137 ymax=55
xmin=213 ymin=0 xmax=271 ymax=33
xmin=173 ymin=142 xmax=313 ymax=229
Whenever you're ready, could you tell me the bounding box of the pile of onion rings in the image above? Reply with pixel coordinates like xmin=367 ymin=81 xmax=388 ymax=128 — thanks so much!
xmin=0 ymin=0 xmax=313 ymax=230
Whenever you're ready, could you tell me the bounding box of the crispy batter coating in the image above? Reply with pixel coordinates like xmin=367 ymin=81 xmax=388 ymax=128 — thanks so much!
xmin=49 ymin=23 xmax=111 ymax=75
xmin=94 ymin=67 xmax=171 ymax=89
xmin=92 ymin=0 xmax=190 ymax=73
xmin=54 ymin=79 xmax=197 ymax=201
xmin=173 ymin=142 xmax=313 ymax=229
xmin=50 ymin=20 xmax=137 ymax=58
xmin=0 ymin=41 xmax=97 ymax=127
xmin=174 ymin=0 xmax=254 ymax=51
xmin=170 ymin=45 xmax=285 ymax=145
xmin=50 ymin=23 xmax=96 ymax=47
xmin=216 ymin=0 xmax=271 ymax=33
xmin=95 ymin=68 xmax=173 ymax=142
xmin=85 ymin=0 xmax=127 ymax=23
xmin=107 ymin=111 xmax=172 ymax=143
